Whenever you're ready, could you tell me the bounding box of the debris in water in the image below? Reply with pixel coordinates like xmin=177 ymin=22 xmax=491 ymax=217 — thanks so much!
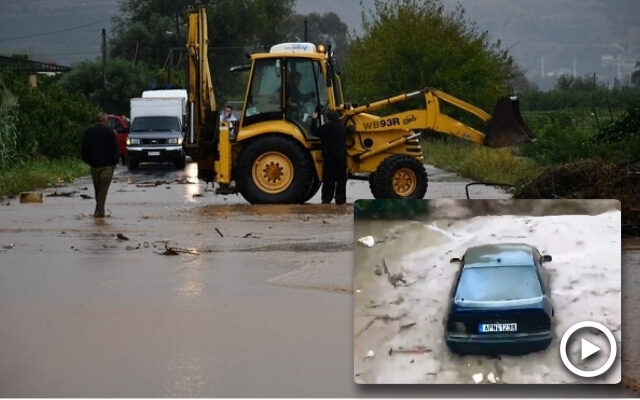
xmin=472 ymin=373 xmax=483 ymax=384
xmin=243 ymin=232 xmax=260 ymax=238
xmin=2 ymin=243 xmax=15 ymax=250
xmin=374 ymin=268 xmax=382 ymax=276
xmin=157 ymin=244 xmax=199 ymax=256
xmin=192 ymin=193 xmax=203 ymax=197
xmin=215 ymin=227 xmax=224 ymax=237
xmin=358 ymin=235 xmax=375 ymax=247
xmin=143 ymin=241 xmax=150 ymax=248
xmin=19 ymin=192 xmax=43 ymax=203
xmin=399 ymin=322 xmax=416 ymax=331
xmin=116 ymin=233 xmax=129 ymax=241
xmin=366 ymin=350 xmax=375 ymax=359
xmin=487 ymin=372 xmax=496 ymax=383
xmin=79 ymin=194 xmax=93 ymax=199
xmin=47 ymin=190 xmax=77 ymax=197
xmin=125 ymin=245 xmax=136 ymax=251
xmin=389 ymin=346 xmax=432 ymax=355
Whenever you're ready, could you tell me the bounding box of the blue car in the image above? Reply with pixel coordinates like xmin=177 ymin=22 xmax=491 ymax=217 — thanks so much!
xmin=445 ymin=243 xmax=554 ymax=355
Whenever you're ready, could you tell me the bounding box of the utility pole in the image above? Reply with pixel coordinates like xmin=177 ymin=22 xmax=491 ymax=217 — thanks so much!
xmin=101 ymin=28 xmax=106 ymax=110
xmin=304 ymin=18 xmax=308 ymax=42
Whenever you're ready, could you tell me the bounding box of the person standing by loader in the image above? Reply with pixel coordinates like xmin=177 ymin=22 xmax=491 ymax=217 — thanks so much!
xmin=81 ymin=112 xmax=119 ymax=218
xmin=311 ymin=110 xmax=347 ymax=205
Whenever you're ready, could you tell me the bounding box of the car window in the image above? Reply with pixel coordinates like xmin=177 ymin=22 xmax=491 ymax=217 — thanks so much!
xmin=455 ymin=265 xmax=542 ymax=302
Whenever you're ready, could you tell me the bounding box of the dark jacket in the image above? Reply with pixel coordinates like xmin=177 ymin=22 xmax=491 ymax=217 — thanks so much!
xmin=81 ymin=123 xmax=119 ymax=167
xmin=310 ymin=119 xmax=347 ymax=158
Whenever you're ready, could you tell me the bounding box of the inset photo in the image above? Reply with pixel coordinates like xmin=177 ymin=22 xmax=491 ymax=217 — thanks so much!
xmin=353 ymin=199 xmax=621 ymax=384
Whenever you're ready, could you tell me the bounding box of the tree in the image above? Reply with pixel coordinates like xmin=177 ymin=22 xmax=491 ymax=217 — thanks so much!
xmin=344 ymin=0 xmax=517 ymax=112
xmin=59 ymin=58 xmax=160 ymax=114
xmin=109 ymin=0 xmax=296 ymax=101
xmin=286 ymin=12 xmax=349 ymax=61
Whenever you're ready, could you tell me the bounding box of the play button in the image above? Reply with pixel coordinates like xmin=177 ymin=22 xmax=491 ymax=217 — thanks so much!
xmin=581 ymin=338 xmax=600 ymax=360
xmin=560 ymin=321 xmax=617 ymax=378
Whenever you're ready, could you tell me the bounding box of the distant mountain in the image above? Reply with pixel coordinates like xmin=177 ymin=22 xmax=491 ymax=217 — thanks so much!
xmin=2 ymin=0 xmax=638 ymax=90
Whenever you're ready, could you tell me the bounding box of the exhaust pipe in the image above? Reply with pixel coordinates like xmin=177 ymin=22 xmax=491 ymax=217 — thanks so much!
xmin=484 ymin=97 xmax=537 ymax=147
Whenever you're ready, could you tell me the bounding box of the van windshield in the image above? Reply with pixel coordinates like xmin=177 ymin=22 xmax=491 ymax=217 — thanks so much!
xmin=131 ymin=116 xmax=181 ymax=132
xmin=455 ymin=265 xmax=542 ymax=302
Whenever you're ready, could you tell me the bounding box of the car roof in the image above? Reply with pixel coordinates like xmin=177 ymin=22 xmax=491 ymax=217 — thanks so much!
xmin=463 ymin=243 xmax=536 ymax=269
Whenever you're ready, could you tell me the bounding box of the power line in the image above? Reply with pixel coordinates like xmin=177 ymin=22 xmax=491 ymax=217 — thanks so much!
xmin=0 ymin=18 xmax=111 ymax=41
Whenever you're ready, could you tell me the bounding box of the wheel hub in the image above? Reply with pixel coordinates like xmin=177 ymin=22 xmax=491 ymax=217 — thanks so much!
xmin=252 ymin=151 xmax=294 ymax=194
xmin=392 ymin=167 xmax=417 ymax=196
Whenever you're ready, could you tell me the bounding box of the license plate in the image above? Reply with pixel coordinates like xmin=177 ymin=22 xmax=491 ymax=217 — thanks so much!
xmin=479 ymin=323 xmax=517 ymax=333
xmin=148 ymin=151 xmax=160 ymax=156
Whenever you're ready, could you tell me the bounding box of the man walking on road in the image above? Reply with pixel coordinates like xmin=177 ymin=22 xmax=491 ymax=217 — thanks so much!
xmin=311 ymin=110 xmax=347 ymax=204
xmin=81 ymin=112 xmax=119 ymax=218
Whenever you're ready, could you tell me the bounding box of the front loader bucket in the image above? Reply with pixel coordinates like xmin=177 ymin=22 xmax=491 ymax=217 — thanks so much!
xmin=484 ymin=97 xmax=537 ymax=147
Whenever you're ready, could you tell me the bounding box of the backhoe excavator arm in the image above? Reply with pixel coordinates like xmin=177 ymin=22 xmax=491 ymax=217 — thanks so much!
xmin=344 ymin=88 xmax=536 ymax=147
xmin=185 ymin=7 xmax=218 ymax=152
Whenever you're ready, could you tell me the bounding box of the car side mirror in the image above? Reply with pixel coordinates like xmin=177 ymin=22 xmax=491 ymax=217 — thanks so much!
xmin=450 ymin=257 xmax=461 ymax=263
xmin=541 ymin=255 xmax=552 ymax=263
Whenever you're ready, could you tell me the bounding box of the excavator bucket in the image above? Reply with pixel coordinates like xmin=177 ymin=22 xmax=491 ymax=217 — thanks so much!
xmin=484 ymin=97 xmax=537 ymax=147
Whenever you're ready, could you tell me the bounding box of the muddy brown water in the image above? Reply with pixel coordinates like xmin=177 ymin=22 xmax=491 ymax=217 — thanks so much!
xmin=0 ymin=162 xmax=637 ymax=396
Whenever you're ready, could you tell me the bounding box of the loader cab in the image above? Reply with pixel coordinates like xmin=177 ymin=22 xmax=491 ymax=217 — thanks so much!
xmin=242 ymin=43 xmax=336 ymax=139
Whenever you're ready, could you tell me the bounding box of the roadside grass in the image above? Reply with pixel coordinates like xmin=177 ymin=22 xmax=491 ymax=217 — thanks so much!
xmin=421 ymin=138 xmax=542 ymax=186
xmin=0 ymin=157 xmax=89 ymax=196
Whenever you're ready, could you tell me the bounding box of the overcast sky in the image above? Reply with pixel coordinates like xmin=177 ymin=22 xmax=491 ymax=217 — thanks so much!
xmin=1 ymin=0 xmax=638 ymax=89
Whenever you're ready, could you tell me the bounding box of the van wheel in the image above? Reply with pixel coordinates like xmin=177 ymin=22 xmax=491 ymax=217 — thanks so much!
xmin=174 ymin=155 xmax=186 ymax=169
xmin=236 ymin=135 xmax=314 ymax=204
xmin=370 ymin=155 xmax=427 ymax=199
xmin=127 ymin=158 xmax=138 ymax=170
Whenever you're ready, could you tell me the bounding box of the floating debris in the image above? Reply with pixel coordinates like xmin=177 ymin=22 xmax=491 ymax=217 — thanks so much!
xmin=47 ymin=190 xmax=77 ymax=197
xmin=19 ymin=192 xmax=43 ymax=203
xmin=215 ymin=227 xmax=224 ymax=238
xmin=399 ymin=322 xmax=416 ymax=332
xmin=472 ymin=373 xmax=483 ymax=384
xmin=487 ymin=372 xmax=496 ymax=383
xmin=116 ymin=233 xmax=129 ymax=241
xmin=389 ymin=346 xmax=431 ymax=355
xmin=357 ymin=235 xmax=375 ymax=247
xmin=2 ymin=243 xmax=15 ymax=250
xmin=79 ymin=194 xmax=93 ymax=199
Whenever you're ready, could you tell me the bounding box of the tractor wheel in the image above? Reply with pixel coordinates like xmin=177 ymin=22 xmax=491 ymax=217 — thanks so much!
xmin=301 ymin=174 xmax=321 ymax=203
xmin=236 ymin=135 xmax=314 ymax=204
xmin=370 ymin=155 xmax=428 ymax=199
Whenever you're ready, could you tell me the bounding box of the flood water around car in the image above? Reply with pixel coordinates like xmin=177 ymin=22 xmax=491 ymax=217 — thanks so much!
xmin=354 ymin=200 xmax=625 ymax=385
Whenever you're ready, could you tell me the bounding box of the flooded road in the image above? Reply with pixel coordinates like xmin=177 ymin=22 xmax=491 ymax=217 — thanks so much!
xmin=0 ymin=162 xmax=636 ymax=396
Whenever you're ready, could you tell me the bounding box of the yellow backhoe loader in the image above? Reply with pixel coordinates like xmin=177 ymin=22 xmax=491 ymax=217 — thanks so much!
xmin=184 ymin=7 xmax=536 ymax=204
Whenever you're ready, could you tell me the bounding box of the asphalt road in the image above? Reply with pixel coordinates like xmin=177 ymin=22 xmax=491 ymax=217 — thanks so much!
xmin=0 ymin=161 xmax=636 ymax=397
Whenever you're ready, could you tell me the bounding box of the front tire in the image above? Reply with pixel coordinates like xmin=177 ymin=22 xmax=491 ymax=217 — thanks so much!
xmin=236 ymin=135 xmax=314 ymax=204
xmin=127 ymin=157 xmax=138 ymax=170
xmin=370 ymin=155 xmax=428 ymax=199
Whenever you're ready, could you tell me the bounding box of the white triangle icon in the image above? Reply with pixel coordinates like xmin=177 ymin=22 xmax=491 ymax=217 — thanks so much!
xmin=581 ymin=338 xmax=600 ymax=360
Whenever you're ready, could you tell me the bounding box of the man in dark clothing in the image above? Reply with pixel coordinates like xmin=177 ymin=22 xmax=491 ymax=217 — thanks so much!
xmin=310 ymin=110 xmax=348 ymax=204
xmin=81 ymin=112 xmax=119 ymax=217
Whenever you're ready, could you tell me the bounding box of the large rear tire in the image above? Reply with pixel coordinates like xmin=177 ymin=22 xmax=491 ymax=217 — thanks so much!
xmin=236 ymin=135 xmax=314 ymax=204
xmin=301 ymin=174 xmax=321 ymax=203
xmin=370 ymin=155 xmax=428 ymax=199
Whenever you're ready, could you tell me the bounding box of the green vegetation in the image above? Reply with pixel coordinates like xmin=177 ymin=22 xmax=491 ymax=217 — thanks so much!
xmin=0 ymin=157 xmax=89 ymax=196
xmin=421 ymin=137 xmax=542 ymax=185
xmin=59 ymin=57 xmax=160 ymax=115
xmin=345 ymin=0 xmax=521 ymax=112
xmin=0 ymin=72 xmax=96 ymax=194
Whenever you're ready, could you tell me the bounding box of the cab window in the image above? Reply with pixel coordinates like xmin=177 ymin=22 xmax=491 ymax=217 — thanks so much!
xmin=243 ymin=58 xmax=283 ymax=126
xmin=284 ymin=58 xmax=328 ymax=134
